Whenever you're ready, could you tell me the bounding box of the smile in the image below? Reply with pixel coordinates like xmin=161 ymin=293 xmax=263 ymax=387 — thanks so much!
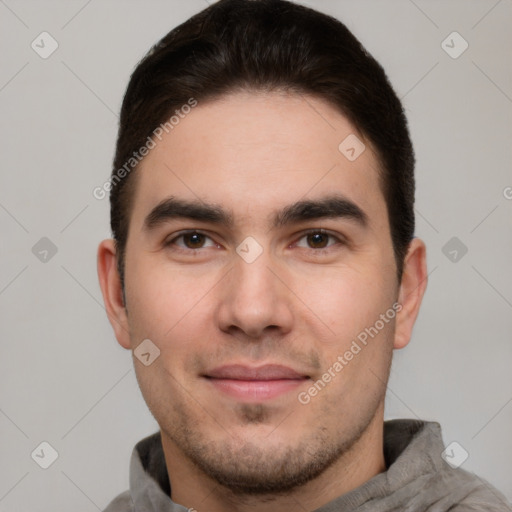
xmin=203 ymin=364 xmax=310 ymax=402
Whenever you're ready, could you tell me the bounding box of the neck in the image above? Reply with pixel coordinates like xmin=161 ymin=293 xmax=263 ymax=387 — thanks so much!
xmin=161 ymin=408 xmax=386 ymax=512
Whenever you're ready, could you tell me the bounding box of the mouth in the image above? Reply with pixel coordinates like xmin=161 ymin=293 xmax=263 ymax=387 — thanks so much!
xmin=202 ymin=364 xmax=310 ymax=402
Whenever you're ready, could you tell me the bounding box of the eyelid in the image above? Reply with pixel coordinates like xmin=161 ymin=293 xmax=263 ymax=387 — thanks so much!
xmin=292 ymin=228 xmax=346 ymax=250
xmin=164 ymin=228 xmax=346 ymax=252
xmin=165 ymin=229 xmax=218 ymax=249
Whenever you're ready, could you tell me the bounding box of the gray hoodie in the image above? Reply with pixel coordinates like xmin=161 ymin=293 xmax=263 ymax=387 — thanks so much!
xmin=103 ymin=419 xmax=511 ymax=511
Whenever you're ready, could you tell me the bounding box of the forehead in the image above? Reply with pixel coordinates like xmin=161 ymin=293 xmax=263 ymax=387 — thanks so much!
xmin=131 ymin=90 xmax=386 ymax=232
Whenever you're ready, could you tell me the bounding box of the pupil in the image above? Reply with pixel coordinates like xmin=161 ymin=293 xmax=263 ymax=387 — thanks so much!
xmin=309 ymin=233 xmax=327 ymax=248
xmin=186 ymin=233 xmax=203 ymax=248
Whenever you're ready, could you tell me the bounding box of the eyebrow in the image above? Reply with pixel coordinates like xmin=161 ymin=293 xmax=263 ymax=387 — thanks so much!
xmin=142 ymin=194 xmax=368 ymax=232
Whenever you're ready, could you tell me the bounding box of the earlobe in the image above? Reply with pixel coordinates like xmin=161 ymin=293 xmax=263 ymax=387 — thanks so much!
xmin=394 ymin=238 xmax=428 ymax=350
xmin=97 ymin=239 xmax=131 ymax=350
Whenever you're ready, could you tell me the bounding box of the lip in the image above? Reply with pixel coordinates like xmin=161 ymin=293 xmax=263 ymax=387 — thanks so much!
xmin=204 ymin=364 xmax=309 ymax=402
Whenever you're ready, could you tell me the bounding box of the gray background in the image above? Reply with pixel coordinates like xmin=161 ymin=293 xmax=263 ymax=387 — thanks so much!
xmin=0 ymin=0 xmax=511 ymax=510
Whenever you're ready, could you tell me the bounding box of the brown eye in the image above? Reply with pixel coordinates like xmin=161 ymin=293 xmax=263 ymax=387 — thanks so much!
xmin=166 ymin=231 xmax=217 ymax=251
xmin=294 ymin=229 xmax=343 ymax=251
xmin=307 ymin=232 xmax=329 ymax=249
xmin=182 ymin=232 xmax=206 ymax=249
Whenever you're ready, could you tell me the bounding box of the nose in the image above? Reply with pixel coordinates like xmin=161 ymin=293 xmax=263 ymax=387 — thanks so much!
xmin=215 ymin=248 xmax=294 ymax=340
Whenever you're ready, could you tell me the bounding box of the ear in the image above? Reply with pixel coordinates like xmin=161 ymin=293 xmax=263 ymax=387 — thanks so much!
xmin=97 ymin=239 xmax=131 ymax=350
xmin=394 ymin=237 xmax=428 ymax=350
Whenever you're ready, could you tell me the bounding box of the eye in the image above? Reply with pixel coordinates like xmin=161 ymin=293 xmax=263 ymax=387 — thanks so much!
xmin=165 ymin=231 xmax=218 ymax=250
xmin=294 ymin=229 xmax=344 ymax=251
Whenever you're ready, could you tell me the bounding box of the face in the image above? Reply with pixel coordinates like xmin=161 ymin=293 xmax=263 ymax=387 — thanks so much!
xmin=100 ymin=90 xmax=422 ymax=495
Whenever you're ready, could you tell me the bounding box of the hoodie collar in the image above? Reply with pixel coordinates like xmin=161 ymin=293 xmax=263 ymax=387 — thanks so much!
xmin=128 ymin=419 xmax=443 ymax=511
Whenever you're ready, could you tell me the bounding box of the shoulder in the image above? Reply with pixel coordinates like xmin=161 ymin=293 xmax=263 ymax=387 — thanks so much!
xmin=102 ymin=490 xmax=134 ymax=512
xmin=427 ymin=467 xmax=512 ymax=511
xmin=453 ymin=480 xmax=512 ymax=511
xmin=383 ymin=420 xmax=511 ymax=511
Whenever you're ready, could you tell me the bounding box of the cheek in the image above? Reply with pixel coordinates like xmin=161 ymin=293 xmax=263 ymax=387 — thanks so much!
xmin=293 ymin=264 xmax=397 ymax=396
xmin=125 ymin=258 xmax=218 ymax=354
xmin=292 ymin=263 xmax=395 ymax=341
xmin=126 ymin=265 xmax=208 ymax=405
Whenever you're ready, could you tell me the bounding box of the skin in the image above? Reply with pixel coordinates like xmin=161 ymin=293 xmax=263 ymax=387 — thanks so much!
xmin=97 ymin=90 xmax=427 ymax=512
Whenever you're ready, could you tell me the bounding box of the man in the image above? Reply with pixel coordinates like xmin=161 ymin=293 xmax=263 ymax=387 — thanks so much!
xmin=97 ymin=0 xmax=511 ymax=510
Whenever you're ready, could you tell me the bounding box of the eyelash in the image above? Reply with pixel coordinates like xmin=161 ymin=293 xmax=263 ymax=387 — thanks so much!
xmin=165 ymin=229 xmax=345 ymax=253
